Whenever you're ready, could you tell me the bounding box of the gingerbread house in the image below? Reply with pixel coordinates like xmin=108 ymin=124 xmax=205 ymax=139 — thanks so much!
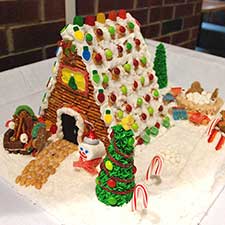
xmin=40 ymin=10 xmax=170 ymax=147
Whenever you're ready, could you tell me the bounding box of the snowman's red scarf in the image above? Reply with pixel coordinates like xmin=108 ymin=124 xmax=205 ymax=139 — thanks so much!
xmin=73 ymin=157 xmax=102 ymax=175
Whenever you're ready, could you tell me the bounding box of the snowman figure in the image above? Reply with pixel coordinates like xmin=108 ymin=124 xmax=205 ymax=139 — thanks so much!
xmin=73 ymin=130 xmax=105 ymax=175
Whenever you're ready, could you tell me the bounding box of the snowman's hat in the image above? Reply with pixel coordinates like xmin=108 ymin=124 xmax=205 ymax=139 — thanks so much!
xmin=83 ymin=130 xmax=99 ymax=145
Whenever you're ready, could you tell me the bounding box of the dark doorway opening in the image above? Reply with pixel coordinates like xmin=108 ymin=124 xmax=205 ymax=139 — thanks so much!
xmin=61 ymin=113 xmax=79 ymax=145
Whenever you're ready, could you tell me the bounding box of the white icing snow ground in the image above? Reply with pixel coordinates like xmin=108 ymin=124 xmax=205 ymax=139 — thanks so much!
xmin=1 ymin=121 xmax=225 ymax=225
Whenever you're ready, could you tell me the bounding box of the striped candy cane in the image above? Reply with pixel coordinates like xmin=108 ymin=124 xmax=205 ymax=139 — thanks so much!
xmin=207 ymin=118 xmax=220 ymax=136
xmin=131 ymin=184 xmax=148 ymax=212
xmin=146 ymin=155 xmax=163 ymax=181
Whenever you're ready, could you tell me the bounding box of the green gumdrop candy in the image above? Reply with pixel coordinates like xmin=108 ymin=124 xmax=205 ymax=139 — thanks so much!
xmin=147 ymin=106 xmax=154 ymax=115
xmin=140 ymin=56 xmax=147 ymax=65
xmin=121 ymin=85 xmax=127 ymax=95
xmin=137 ymin=98 xmax=143 ymax=106
xmin=85 ymin=33 xmax=93 ymax=42
xmin=132 ymin=123 xmax=139 ymax=131
xmin=140 ymin=76 xmax=145 ymax=85
xmin=163 ymin=119 xmax=170 ymax=128
xmin=145 ymin=127 xmax=151 ymax=135
xmin=102 ymin=73 xmax=109 ymax=83
xmin=108 ymin=196 xmax=117 ymax=206
xmin=153 ymin=89 xmax=159 ymax=97
xmin=108 ymin=26 xmax=115 ymax=35
xmin=150 ymin=126 xmax=159 ymax=136
xmin=142 ymin=133 xmax=150 ymax=144
xmin=123 ymin=63 xmax=131 ymax=72
xmin=117 ymin=110 xmax=123 ymax=119
xmin=105 ymin=49 xmax=113 ymax=60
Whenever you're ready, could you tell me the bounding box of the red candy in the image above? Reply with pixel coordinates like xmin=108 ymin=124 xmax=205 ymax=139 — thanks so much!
xmin=155 ymin=122 xmax=160 ymax=129
xmin=117 ymin=45 xmax=123 ymax=53
xmin=50 ymin=124 xmax=57 ymax=134
xmin=110 ymin=93 xmax=117 ymax=102
xmin=132 ymin=166 xmax=137 ymax=174
xmin=108 ymin=10 xmax=117 ymax=21
xmin=144 ymin=94 xmax=151 ymax=102
xmin=95 ymin=53 xmax=102 ymax=62
xmin=158 ymin=105 xmax=164 ymax=112
xmin=119 ymin=25 xmax=126 ymax=33
xmin=137 ymin=137 xmax=144 ymax=145
xmin=133 ymin=59 xmax=139 ymax=68
xmin=149 ymin=73 xmax=154 ymax=81
xmin=96 ymin=28 xmax=103 ymax=36
xmin=118 ymin=9 xmax=127 ymax=19
xmin=133 ymin=80 xmax=138 ymax=90
xmin=107 ymin=179 xmax=116 ymax=188
xmin=135 ymin=38 xmax=141 ymax=46
xmin=85 ymin=16 xmax=95 ymax=26
xmin=113 ymin=67 xmax=120 ymax=75
xmin=126 ymin=104 xmax=132 ymax=113
xmin=141 ymin=113 xmax=147 ymax=121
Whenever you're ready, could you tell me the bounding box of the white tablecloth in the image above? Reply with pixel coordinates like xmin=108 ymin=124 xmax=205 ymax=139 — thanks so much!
xmin=0 ymin=40 xmax=225 ymax=225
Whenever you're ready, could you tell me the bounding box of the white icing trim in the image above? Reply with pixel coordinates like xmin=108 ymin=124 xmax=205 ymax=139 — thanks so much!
xmin=56 ymin=107 xmax=84 ymax=144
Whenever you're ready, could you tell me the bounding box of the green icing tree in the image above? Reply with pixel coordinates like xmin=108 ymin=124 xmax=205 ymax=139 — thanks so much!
xmin=153 ymin=43 xmax=168 ymax=89
xmin=96 ymin=124 xmax=136 ymax=207
xmin=68 ymin=76 xmax=77 ymax=90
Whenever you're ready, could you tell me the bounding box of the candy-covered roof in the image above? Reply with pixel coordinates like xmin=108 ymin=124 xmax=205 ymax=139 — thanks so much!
xmin=42 ymin=10 xmax=171 ymax=143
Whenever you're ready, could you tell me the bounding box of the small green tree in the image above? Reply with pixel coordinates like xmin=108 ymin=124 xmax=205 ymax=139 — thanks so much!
xmin=96 ymin=124 xmax=136 ymax=207
xmin=153 ymin=43 xmax=168 ymax=89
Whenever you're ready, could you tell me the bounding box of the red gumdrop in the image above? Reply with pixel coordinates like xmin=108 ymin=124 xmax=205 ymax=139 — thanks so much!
xmin=119 ymin=25 xmax=126 ymax=33
xmin=50 ymin=124 xmax=57 ymax=134
xmin=38 ymin=117 xmax=45 ymax=123
xmin=96 ymin=28 xmax=103 ymax=36
xmin=113 ymin=67 xmax=120 ymax=75
xmin=155 ymin=122 xmax=160 ymax=129
xmin=118 ymin=9 xmax=127 ymax=19
xmin=85 ymin=16 xmax=95 ymax=26
xmin=149 ymin=73 xmax=154 ymax=81
xmin=137 ymin=138 xmax=144 ymax=145
xmin=107 ymin=179 xmax=116 ymax=188
xmin=132 ymin=166 xmax=137 ymax=174
xmin=95 ymin=53 xmax=102 ymax=62
xmin=158 ymin=105 xmax=164 ymax=112
xmin=144 ymin=94 xmax=151 ymax=102
xmin=133 ymin=59 xmax=139 ymax=68
xmin=133 ymin=80 xmax=138 ymax=90
xmin=108 ymin=10 xmax=117 ymax=21
xmin=117 ymin=45 xmax=123 ymax=53
xmin=141 ymin=113 xmax=147 ymax=121
xmin=135 ymin=38 xmax=141 ymax=46
xmin=110 ymin=93 xmax=117 ymax=102
xmin=126 ymin=104 xmax=132 ymax=113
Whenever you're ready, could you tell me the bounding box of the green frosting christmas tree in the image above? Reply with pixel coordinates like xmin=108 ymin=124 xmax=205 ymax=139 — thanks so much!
xmin=153 ymin=43 xmax=168 ymax=89
xmin=96 ymin=124 xmax=136 ymax=207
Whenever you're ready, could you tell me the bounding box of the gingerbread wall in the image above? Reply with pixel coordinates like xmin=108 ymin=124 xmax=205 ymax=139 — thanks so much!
xmin=43 ymin=55 xmax=109 ymax=146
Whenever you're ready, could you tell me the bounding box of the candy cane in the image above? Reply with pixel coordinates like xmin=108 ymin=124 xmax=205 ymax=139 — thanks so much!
xmin=131 ymin=184 xmax=148 ymax=212
xmin=146 ymin=155 xmax=163 ymax=181
xmin=207 ymin=118 xmax=220 ymax=136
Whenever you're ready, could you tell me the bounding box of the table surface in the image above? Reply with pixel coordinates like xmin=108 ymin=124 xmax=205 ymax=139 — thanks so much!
xmin=0 ymin=40 xmax=225 ymax=225
xmin=202 ymin=0 xmax=225 ymax=13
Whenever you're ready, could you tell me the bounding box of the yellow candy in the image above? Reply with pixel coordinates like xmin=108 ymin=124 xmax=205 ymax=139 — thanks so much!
xmin=121 ymin=115 xmax=135 ymax=130
xmin=104 ymin=114 xmax=113 ymax=125
xmin=105 ymin=160 xmax=113 ymax=171
xmin=96 ymin=12 xmax=106 ymax=24
xmin=74 ymin=30 xmax=84 ymax=42
xmin=45 ymin=120 xmax=53 ymax=130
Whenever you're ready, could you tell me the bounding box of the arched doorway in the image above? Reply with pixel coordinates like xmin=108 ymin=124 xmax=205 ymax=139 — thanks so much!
xmin=56 ymin=107 xmax=84 ymax=145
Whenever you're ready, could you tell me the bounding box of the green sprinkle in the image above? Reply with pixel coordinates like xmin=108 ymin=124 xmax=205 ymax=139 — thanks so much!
xmin=85 ymin=33 xmax=93 ymax=42
xmin=128 ymin=22 xmax=134 ymax=29
xmin=108 ymin=26 xmax=115 ymax=35
xmin=126 ymin=42 xmax=132 ymax=51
